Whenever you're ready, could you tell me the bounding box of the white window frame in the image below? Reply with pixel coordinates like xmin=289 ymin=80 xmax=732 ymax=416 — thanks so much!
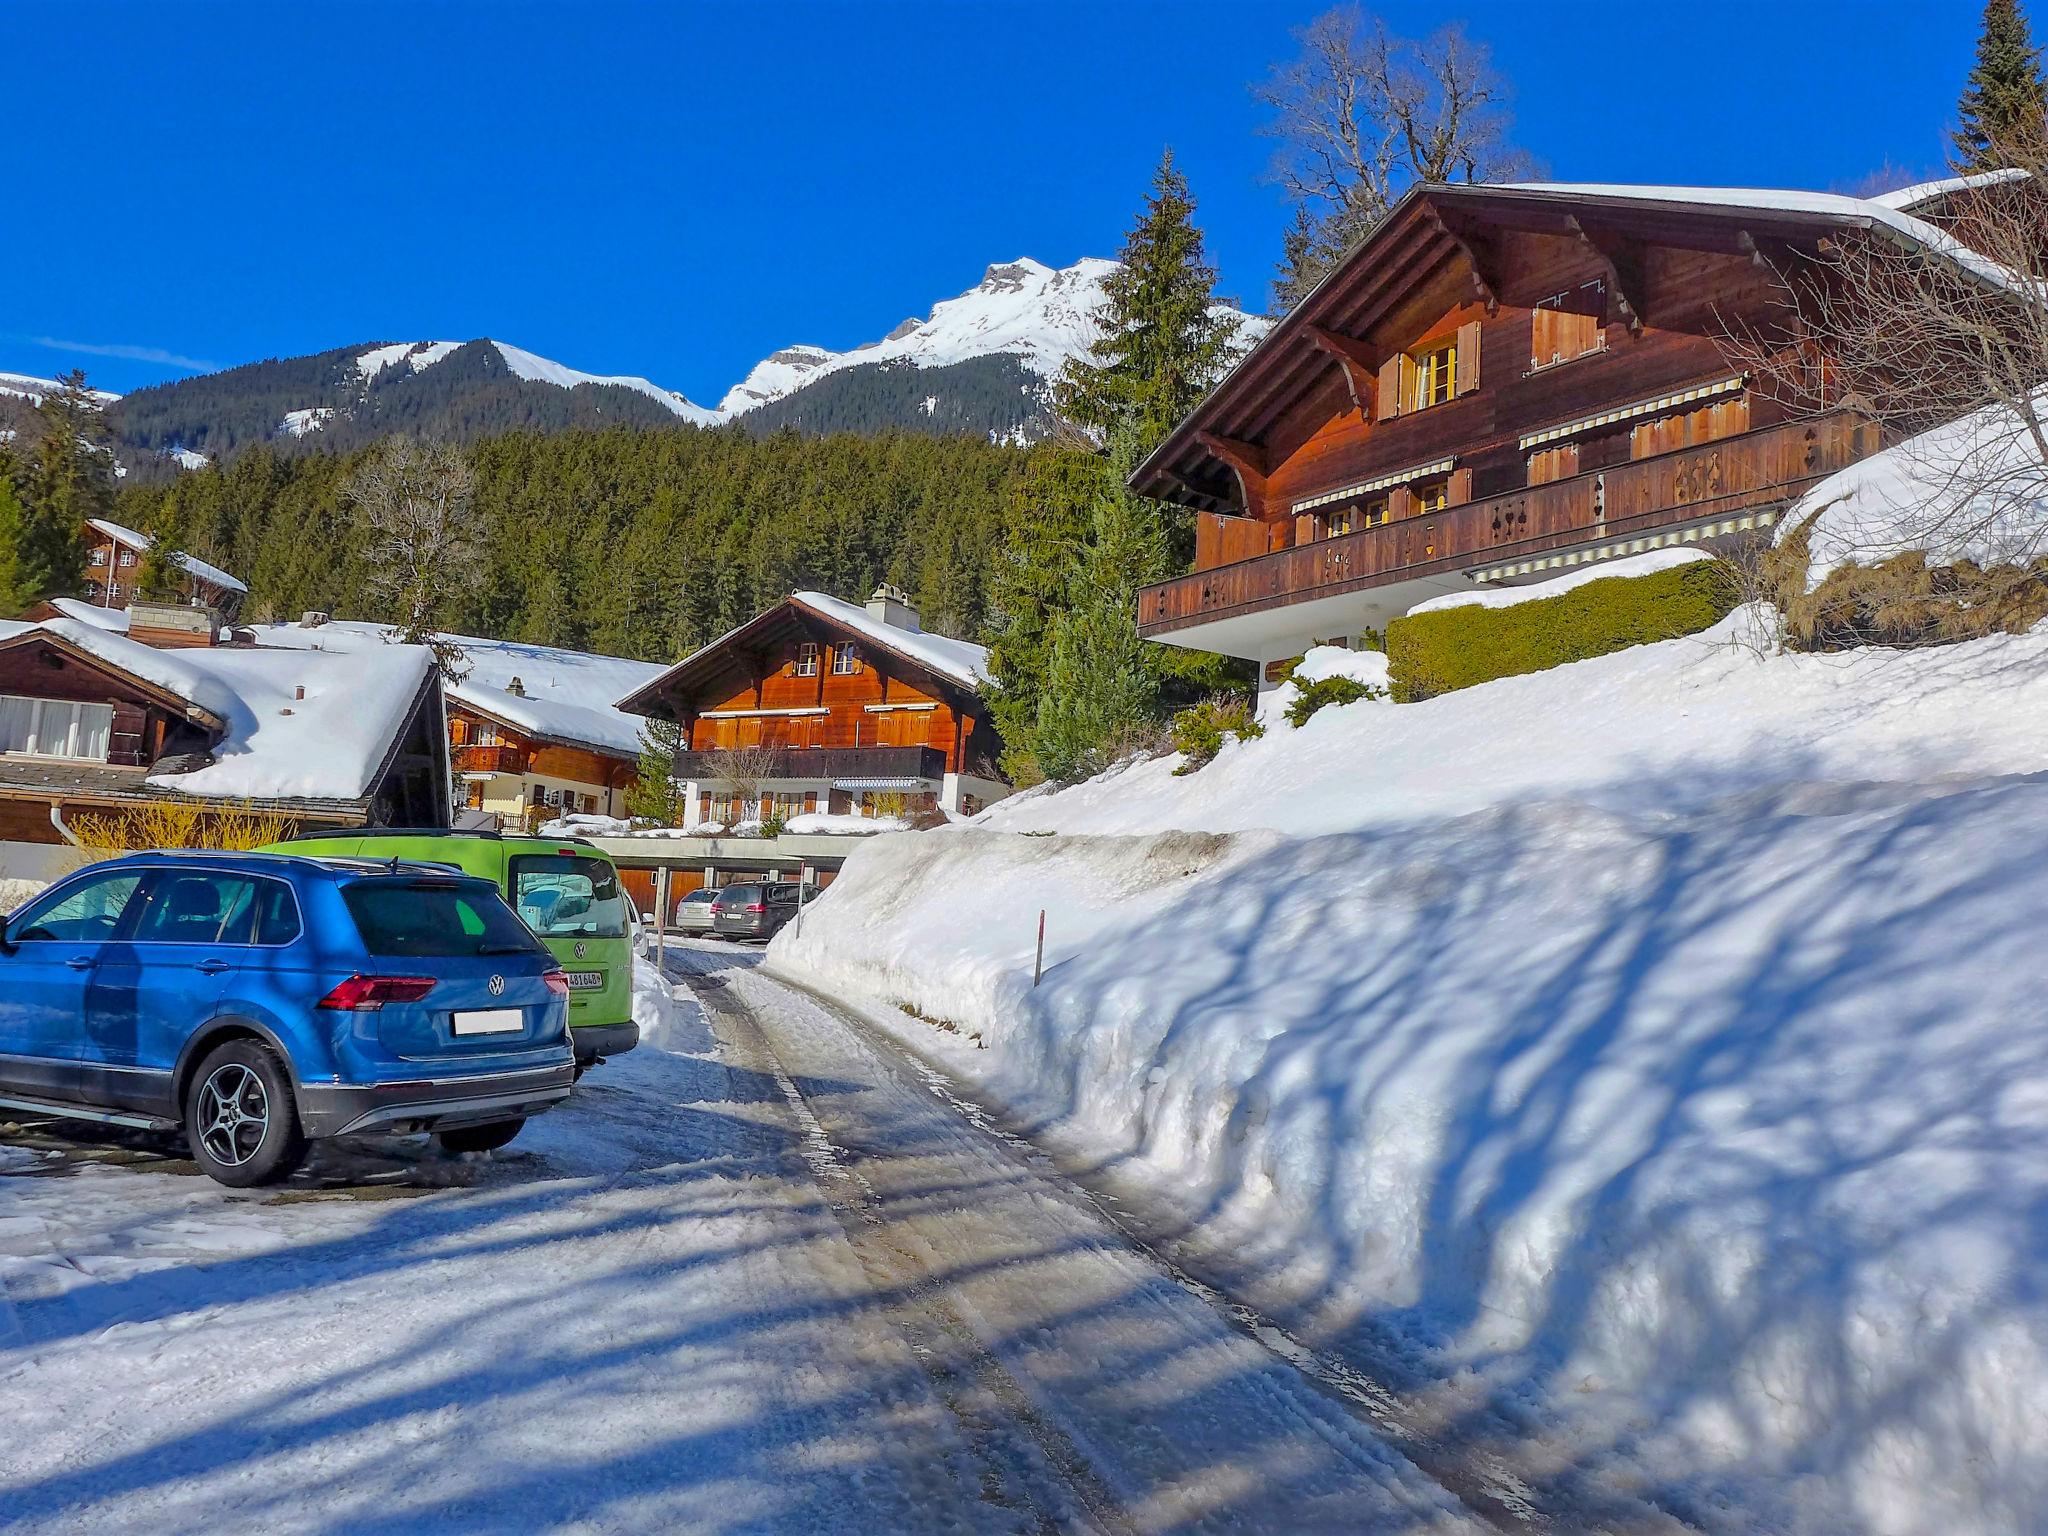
xmin=0 ymin=695 xmax=115 ymax=762
xmin=794 ymin=642 xmax=819 ymax=678
xmin=831 ymin=643 xmax=860 ymax=676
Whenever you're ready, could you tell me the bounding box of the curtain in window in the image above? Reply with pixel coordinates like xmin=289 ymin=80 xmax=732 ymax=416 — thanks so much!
xmin=0 ymin=696 xmax=36 ymax=754
xmin=73 ymin=703 xmax=113 ymax=761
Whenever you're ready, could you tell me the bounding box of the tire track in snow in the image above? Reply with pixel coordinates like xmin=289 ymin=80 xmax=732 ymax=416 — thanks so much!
xmin=675 ymin=951 xmax=1137 ymax=1536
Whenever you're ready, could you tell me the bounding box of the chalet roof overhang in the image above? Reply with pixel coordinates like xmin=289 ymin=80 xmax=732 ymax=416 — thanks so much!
xmin=1131 ymin=181 xmax=2012 ymax=512
xmin=0 ymin=628 xmax=229 ymax=735
xmin=615 ymin=598 xmax=984 ymax=722
xmin=0 ymin=758 xmax=368 ymax=823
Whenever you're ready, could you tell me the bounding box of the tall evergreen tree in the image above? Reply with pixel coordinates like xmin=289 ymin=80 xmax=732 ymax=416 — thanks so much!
xmin=19 ymin=370 xmax=113 ymax=600
xmin=135 ymin=491 xmax=194 ymax=603
xmin=1055 ymin=148 xmax=1234 ymax=456
xmin=0 ymin=464 xmax=37 ymax=618
xmin=1955 ymin=0 xmax=2048 ymax=167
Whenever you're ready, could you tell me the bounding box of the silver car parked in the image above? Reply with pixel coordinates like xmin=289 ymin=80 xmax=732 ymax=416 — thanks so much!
xmin=669 ymin=886 xmax=718 ymax=934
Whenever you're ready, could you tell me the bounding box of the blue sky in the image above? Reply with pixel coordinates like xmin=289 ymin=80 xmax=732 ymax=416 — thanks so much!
xmin=1 ymin=0 xmax=1983 ymax=402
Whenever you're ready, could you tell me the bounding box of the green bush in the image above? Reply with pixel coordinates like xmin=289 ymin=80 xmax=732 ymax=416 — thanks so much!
xmin=1387 ymin=557 xmax=1738 ymax=701
xmin=1170 ymin=695 xmax=1263 ymax=774
xmin=1284 ymin=674 xmax=1385 ymax=727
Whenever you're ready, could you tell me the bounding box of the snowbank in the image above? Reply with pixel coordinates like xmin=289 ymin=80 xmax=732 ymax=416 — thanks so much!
xmin=783 ymin=812 xmax=908 ymax=835
xmin=1404 ymin=546 xmax=1711 ymax=615
xmin=629 ymin=953 xmax=702 ymax=1051
xmin=773 ymin=613 xmax=2048 ymax=1532
xmin=1783 ymin=393 xmax=2048 ymax=588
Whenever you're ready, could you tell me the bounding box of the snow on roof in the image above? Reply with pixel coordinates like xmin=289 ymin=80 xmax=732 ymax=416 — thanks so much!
xmin=86 ymin=518 xmax=249 ymax=595
xmin=791 ymin=591 xmax=989 ymax=689
xmin=1869 ymin=166 xmax=2028 ymax=212
xmin=249 ymin=619 xmax=664 ymax=759
xmin=1780 ymin=387 xmax=2048 ymax=589
xmin=1501 ymin=180 xmax=2030 ymax=296
xmin=1405 ymin=548 xmax=1713 ymax=616
xmin=4 ymin=618 xmax=434 ymax=803
xmin=47 ymin=598 xmax=130 ymax=632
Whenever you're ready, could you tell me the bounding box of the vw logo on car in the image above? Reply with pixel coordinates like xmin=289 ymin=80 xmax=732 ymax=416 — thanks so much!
xmin=488 ymin=974 xmax=506 ymax=997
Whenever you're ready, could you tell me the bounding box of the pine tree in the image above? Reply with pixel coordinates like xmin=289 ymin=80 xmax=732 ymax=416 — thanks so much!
xmin=1956 ymin=0 xmax=2048 ymax=167
xmin=19 ymin=370 xmax=113 ymax=600
xmin=625 ymin=717 xmax=688 ymax=824
xmin=0 ymin=467 xmax=38 ymax=618
xmin=135 ymin=491 xmax=193 ymax=603
xmin=1055 ymin=148 xmax=1235 ymax=456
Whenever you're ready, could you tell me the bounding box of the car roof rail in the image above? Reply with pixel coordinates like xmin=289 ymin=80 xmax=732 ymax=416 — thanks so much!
xmin=280 ymin=825 xmax=503 ymax=842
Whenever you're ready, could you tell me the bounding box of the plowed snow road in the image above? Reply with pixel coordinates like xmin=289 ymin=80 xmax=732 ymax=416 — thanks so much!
xmin=0 ymin=941 xmax=1509 ymax=1533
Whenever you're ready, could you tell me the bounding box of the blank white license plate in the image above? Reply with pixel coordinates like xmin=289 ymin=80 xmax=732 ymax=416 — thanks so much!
xmin=452 ymin=1008 xmax=524 ymax=1036
xmin=563 ymin=971 xmax=604 ymax=990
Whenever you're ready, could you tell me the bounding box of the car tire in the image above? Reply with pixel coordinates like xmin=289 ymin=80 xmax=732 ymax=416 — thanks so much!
xmin=184 ymin=1039 xmax=307 ymax=1188
xmin=437 ymin=1119 xmax=526 ymax=1155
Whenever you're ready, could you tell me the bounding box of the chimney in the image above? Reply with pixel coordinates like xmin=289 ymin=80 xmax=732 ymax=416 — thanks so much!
xmin=301 ymin=610 xmax=330 ymax=628
xmin=506 ymin=676 xmax=527 ymax=698
xmin=128 ymin=600 xmax=218 ymax=650
xmin=865 ymin=582 xmax=920 ymax=633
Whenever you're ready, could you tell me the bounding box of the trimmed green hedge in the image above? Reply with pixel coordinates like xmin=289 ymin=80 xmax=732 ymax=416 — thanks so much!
xmin=1387 ymin=558 xmax=1738 ymax=701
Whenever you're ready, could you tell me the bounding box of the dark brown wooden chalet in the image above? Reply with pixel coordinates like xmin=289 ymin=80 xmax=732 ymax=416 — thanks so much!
xmin=618 ymin=586 xmax=1008 ymax=821
xmin=1129 ymin=180 xmax=2003 ymax=668
xmin=0 ymin=619 xmax=449 ymax=877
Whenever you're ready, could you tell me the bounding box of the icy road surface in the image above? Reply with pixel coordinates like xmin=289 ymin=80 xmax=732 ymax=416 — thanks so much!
xmin=0 ymin=942 xmax=1483 ymax=1535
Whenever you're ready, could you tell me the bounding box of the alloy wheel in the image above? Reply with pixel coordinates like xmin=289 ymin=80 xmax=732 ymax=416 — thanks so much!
xmin=197 ymin=1062 xmax=270 ymax=1168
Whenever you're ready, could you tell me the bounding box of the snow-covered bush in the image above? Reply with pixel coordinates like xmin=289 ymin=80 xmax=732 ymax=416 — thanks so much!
xmin=1168 ymin=695 xmax=1262 ymax=774
xmin=1389 ymin=553 xmax=1736 ymax=699
xmin=1282 ymin=672 xmax=1384 ymax=726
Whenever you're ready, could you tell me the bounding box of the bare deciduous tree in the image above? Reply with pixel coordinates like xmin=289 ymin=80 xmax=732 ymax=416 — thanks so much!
xmin=1257 ymin=7 xmax=1529 ymax=308
xmin=1720 ymin=143 xmax=2048 ymax=644
xmin=704 ymin=742 xmax=781 ymax=824
xmin=346 ymin=435 xmax=481 ymax=678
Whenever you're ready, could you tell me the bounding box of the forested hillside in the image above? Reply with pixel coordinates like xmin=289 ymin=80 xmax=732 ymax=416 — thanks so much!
xmin=109 ymin=425 xmax=1055 ymax=663
xmin=740 ymin=354 xmax=1052 ymax=442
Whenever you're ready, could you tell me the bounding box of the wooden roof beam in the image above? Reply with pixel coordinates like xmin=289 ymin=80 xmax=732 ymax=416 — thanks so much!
xmin=1564 ymin=215 xmax=1647 ymax=336
xmin=1424 ymin=205 xmax=1502 ymax=315
xmin=1303 ymin=325 xmax=1381 ymax=414
xmin=1195 ymin=432 xmax=1271 ymax=518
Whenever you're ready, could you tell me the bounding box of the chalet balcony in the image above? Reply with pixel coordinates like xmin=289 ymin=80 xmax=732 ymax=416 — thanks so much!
xmin=673 ymin=745 xmax=947 ymax=784
xmin=453 ymin=743 xmax=531 ymax=776
xmin=1138 ymin=412 xmax=1875 ymax=654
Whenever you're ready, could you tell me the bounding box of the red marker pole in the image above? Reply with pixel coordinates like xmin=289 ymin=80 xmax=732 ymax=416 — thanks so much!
xmin=1034 ymin=909 xmax=1045 ymax=988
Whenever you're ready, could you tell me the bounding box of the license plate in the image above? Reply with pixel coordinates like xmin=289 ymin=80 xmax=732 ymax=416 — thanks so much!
xmin=452 ymin=1008 xmax=524 ymax=1036
xmin=564 ymin=971 xmax=604 ymax=990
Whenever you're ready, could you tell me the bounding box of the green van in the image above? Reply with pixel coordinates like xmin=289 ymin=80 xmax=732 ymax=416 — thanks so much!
xmin=265 ymin=828 xmax=638 ymax=1067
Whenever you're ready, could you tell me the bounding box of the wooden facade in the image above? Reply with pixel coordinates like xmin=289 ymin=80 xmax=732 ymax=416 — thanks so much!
xmin=81 ymin=522 xmax=245 ymax=621
xmin=619 ymin=591 xmax=1007 ymax=820
xmin=1129 ymin=183 xmax=1947 ymax=658
xmin=447 ymin=705 xmax=637 ymax=828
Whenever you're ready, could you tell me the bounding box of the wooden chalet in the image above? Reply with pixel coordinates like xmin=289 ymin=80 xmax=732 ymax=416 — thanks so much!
xmin=617 ymin=586 xmax=1009 ymax=821
xmin=82 ymin=518 xmax=248 ymax=622
xmin=1129 ymin=179 xmax=2006 ymax=671
xmin=448 ymin=696 xmax=636 ymax=828
xmin=0 ymin=617 xmax=449 ymax=879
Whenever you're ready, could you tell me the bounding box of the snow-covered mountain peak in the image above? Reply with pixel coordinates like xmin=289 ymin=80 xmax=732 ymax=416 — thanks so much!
xmin=350 ymin=338 xmax=716 ymax=423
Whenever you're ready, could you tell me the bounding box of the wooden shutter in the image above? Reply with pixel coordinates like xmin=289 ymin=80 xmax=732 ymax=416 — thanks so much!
xmin=1531 ymin=307 xmax=1558 ymax=369
xmin=1376 ymin=355 xmax=1404 ymax=420
xmin=1456 ymin=320 xmax=1482 ymax=394
xmin=1447 ymin=467 xmax=1473 ymax=506
xmin=1529 ymin=444 xmax=1579 ymax=484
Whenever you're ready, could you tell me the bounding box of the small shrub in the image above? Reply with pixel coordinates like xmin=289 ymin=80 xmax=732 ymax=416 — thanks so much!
xmin=758 ymin=813 xmax=789 ymax=840
xmin=1387 ymin=558 xmax=1739 ymax=701
xmin=1170 ymin=695 xmax=1263 ymax=774
xmin=1284 ymin=674 xmax=1385 ymax=727
xmin=65 ymin=798 xmax=299 ymax=869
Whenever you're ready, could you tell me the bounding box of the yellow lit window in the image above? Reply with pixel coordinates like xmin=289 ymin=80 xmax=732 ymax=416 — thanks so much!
xmin=1414 ymin=480 xmax=1449 ymax=515
xmin=1413 ymin=343 xmax=1457 ymax=409
xmin=1362 ymin=497 xmax=1390 ymax=527
xmin=1325 ymin=508 xmax=1354 ymax=536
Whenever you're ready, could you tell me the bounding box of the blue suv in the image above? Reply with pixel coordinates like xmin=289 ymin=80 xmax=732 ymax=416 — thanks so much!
xmin=0 ymin=852 xmax=576 ymax=1186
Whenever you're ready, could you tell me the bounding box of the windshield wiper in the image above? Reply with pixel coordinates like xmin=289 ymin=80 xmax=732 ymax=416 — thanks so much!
xmin=477 ymin=942 xmax=535 ymax=955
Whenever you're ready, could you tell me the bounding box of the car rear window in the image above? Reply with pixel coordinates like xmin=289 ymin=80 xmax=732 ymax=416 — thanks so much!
xmin=342 ymin=879 xmax=543 ymax=958
xmin=714 ymin=884 xmax=763 ymax=905
xmin=509 ymin=854 xmax=627 ymax=939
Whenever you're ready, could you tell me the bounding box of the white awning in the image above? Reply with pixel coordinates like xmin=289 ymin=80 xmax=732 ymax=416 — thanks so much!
xmin=833 ymin=777 xmax=928 ymax=791
xmin=1518 ymin=376 xmax=1744 ymax=450
xmin=1293 ymin=458 xmax=1457 ymax=514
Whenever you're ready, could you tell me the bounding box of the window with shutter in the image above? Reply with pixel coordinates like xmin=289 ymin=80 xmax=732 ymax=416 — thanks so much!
xmin=1528 ymin=444 xmax=1580 ymax=484
xmin=1530 ymin=281 xmax=1607 ymax=370
xmin=1455 ymin=321 xmax=1481 ymax=394
xmin=1629 ymin=397 xmax=1751 ymax=460
xmin=1413 ymin=343 xmax=1457 ymax=409
xmin=1375 ymin=355 xmax=1404 ymax=420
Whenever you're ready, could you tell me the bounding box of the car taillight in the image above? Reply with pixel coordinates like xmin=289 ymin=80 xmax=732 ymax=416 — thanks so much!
xmin=745 ymin=903 xmax=766 ymax=913
xmin=318 ymin=974 xmax=438 ymax=1011
xmin=542 ymin=970 xmax=571 ymax=997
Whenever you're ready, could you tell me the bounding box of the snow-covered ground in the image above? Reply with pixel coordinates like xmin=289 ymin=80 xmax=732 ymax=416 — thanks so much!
xmin=0 ymin=946 xmax=1488 ymax=1533
xmin=772 ymin=609 xmax=2048 ymax=1534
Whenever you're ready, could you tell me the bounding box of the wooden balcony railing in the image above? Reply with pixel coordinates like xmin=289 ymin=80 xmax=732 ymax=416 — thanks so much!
xmin=1140 ymin=412 xmax=1875 ymax=637
xmin=453 ymin=743 xmax=531 ymax=776
xmin=672 ymin=745 xmax=947 ymax=782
